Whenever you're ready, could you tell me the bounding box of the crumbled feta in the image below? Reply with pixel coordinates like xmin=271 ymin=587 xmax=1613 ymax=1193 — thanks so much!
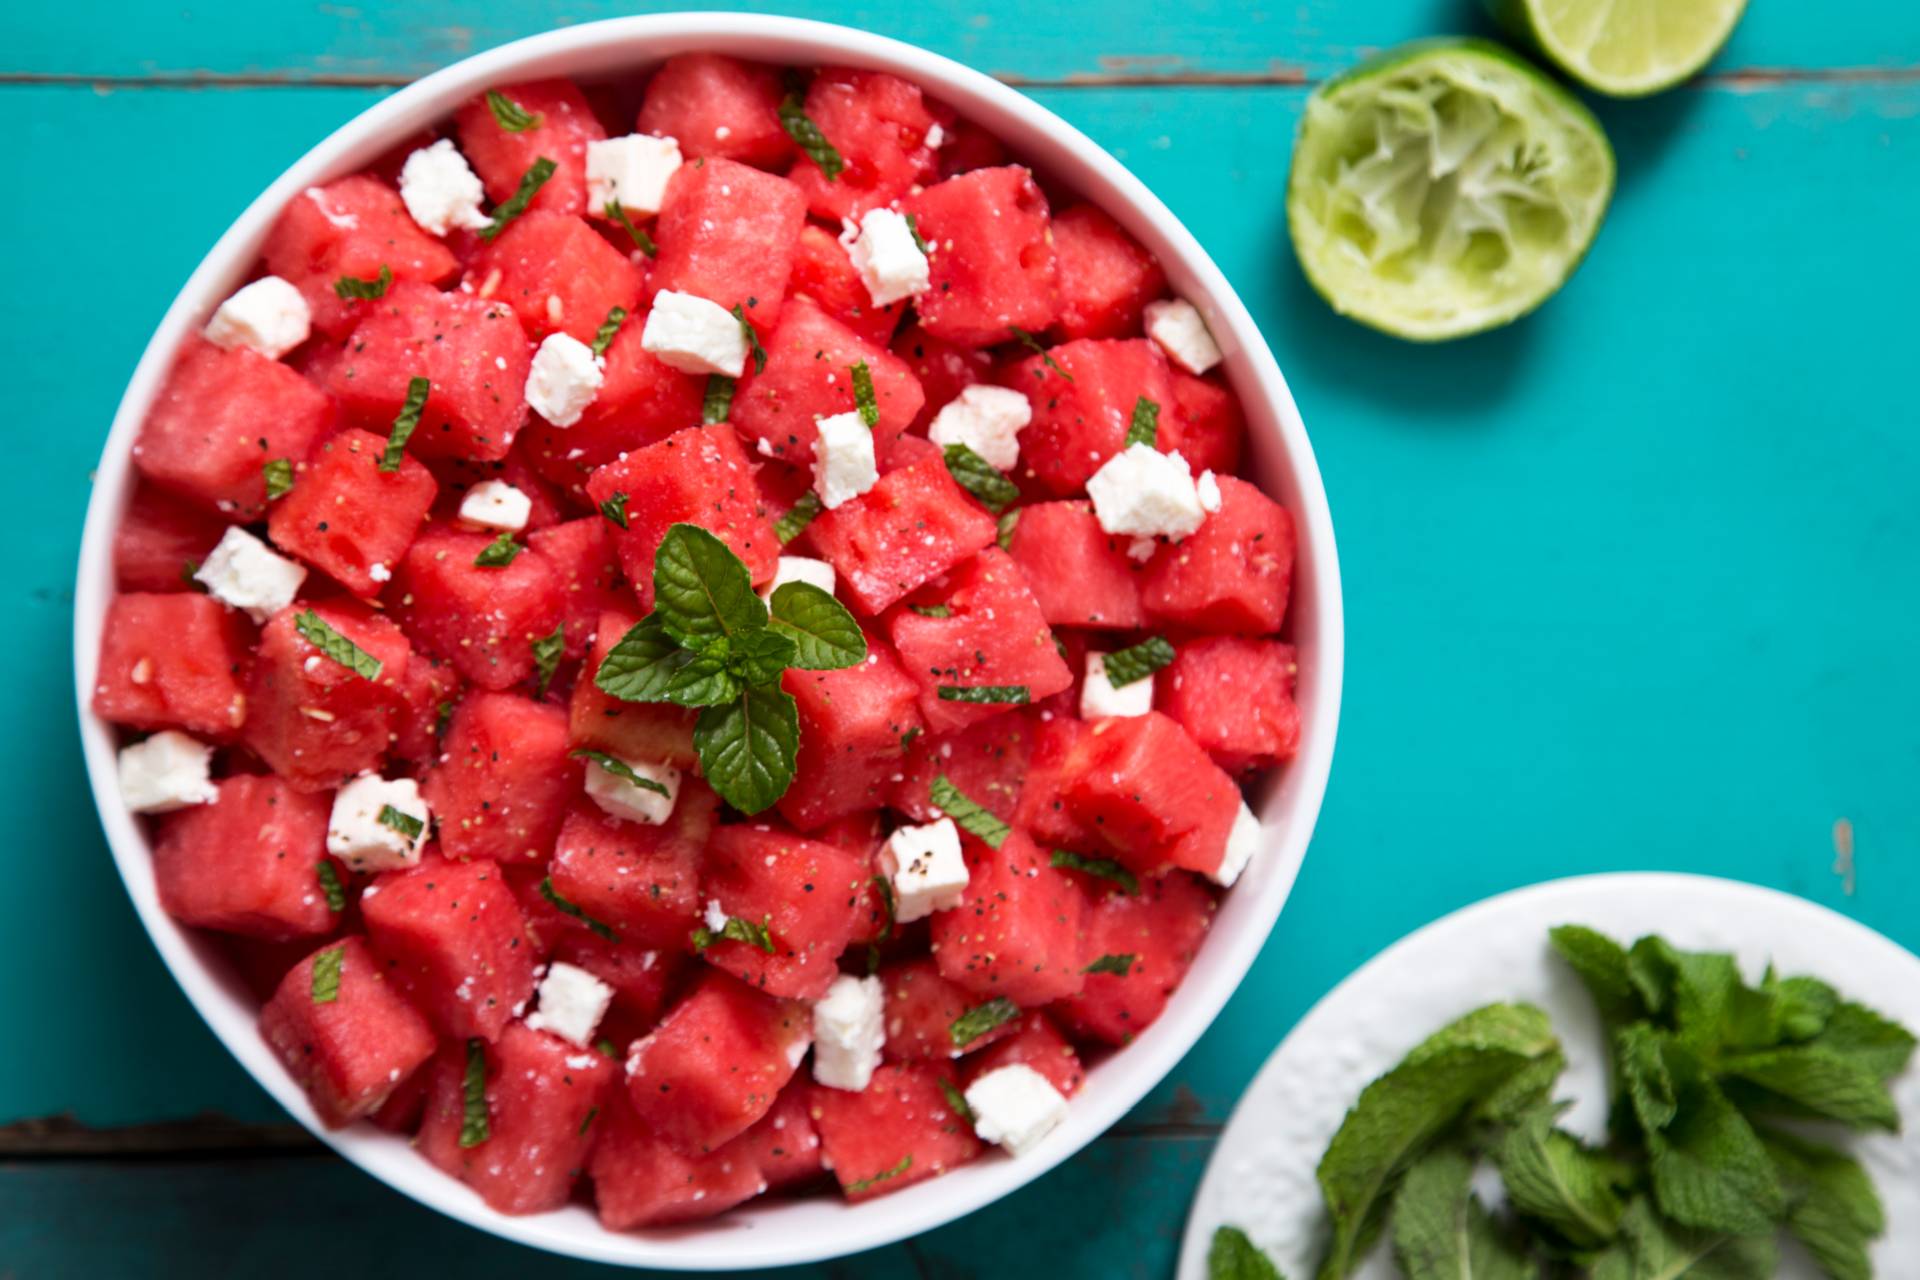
xmin=812 ymin=411 xmax=878 ymax=510
xmin=525 ymin=961 xmax=615 ymax=1048
xmin=584 ymin=754 xmax=680 ymax=825
xmin=811 ymin=974 xmax=885 ymax=1092
xmin=1080 ymin=651 xmax=1154 ymax=719
xmin=759 ymin=555 xmax=837 ymax=602
xmin=965 ymin=1064 xmax=1070 ymax=1156
xmin=703 ymin=898 xmax=729 ymax=933
xmin=203 ymin=276 xmax=310 ymax=360
xmin=193 ymin=526 xmax=307 ymax=623
xmin=1143 ymin=297 xmax=1224 ymax=374
xmin=845 ymin=207 xmax=930 ymax=307
xmin=586 ymin=133 xmax=682 ymax=218
xmin=1197 ymin=469 xmax=1223 ymax=513
xmin=1213 ymin=800 xmax=1263 ymax=888
xmin=927 ymin=385 xmax=1031 ymax=471
xmin=398 ymin=138 xmax=492 ymax=236
xmin=640 ymin=290 xmax=749 ymax=376
xmin=925 ymin=122 xmax=946 ymax=149
xmin=1085 ymin=444 xmax=1208 ymax=542
xmin=326 ymin=774 xmax=431 ymax=872
xmin=118 ymin=731 xmax=218 ymax=814
xmin=881 ymin=818 xmax=968 ymax=923
xmin=458 ymin=480 xmax=533 ymax=532
xmin=524 ymin=332 xmax=604 ymax=428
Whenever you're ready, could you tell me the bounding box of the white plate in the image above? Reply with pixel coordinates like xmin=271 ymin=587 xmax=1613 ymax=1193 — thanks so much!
xmin=1178 ymin=873 xmax=1920 ymax=1279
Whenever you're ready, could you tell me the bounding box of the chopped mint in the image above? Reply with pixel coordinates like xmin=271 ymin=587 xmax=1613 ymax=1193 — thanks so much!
xmin=378 ymin=376 xmax=429 ymax=472
xmin=604 ymin=200 xmax=658 ymax=256
xmin=1049 ymin=850 xmax=1138 ymax=895
xmin=937 ymin=684 xmax=1029 ymax=705
xmin=472 ymin=530 xmax=523 ymax=567
xmin=692 ymin=913 xmax=776 ymax=955
xmin=1125 ymin=395 xmax=1160 ymax=448
xmin=485 ymin=89 xmax=542 ymax=132
xmin=569 ymin=748 xmax=671 ymax=796
xmin=776 ymin=492 xmax=823 ymax=543
xmin=262 ymin=457 xmax=294 ymax=501
xmin=909 ymin=604 xmax=952 ymax=618
xmin=480 ymin=156 xmax=555 ymax=240
xmin=332 ymin=264 xmax=391 ymax=301
xmin=458 ymin=1038 xmax=490 ymax=1147
xmin=950 ymin=997 xmax=1020 ymax=1048
xmin=703 ymin=374 xmax=735 ymax=424
xmin=376 ymin=805 xmax=424 ymax=840
xmin=732 ymin=304 xmax=768 ymax=375
xmin=939 ymin=1077 xmax=975 ymax=1125
xmin=930 ymin=774 xmax=1009 ymax=848
xmin=1101 ymin=636 xmax=1175 ymax=687
xmin=539 ymin=876 xmax=618 ymax=942
xmin=1083 ymin=953 xmax=1138 ymax=976
xmin=294 ymin=610 xmax=383 ymax=681
xmin=943 ymin=443 xmax=1018 ymax=513
xmin=778 ymin=94 xmax=844 ymax=181
xmin=316 ymin=861 xmax=347 ymax=913
xmin=850 ymin=360 xmax=879 ymax=428
xmin=310 ymin=944 xmax=344 ymax=1004
xmin=531 ymin=622 xmax=565 ymax=697
xmin=599 ymin=491 xmax=630 ymax=529
xmin=1011 ymin=327 xmax=1072 ymax=381
xmin=590 ymin=305 xmax=628 ymax=358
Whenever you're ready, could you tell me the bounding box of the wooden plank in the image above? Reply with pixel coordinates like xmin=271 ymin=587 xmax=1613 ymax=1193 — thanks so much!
xmin=4 ymin=0 xmax=1917 ymax=84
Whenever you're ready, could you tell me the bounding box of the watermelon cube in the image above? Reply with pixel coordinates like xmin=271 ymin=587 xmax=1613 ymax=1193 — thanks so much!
xmin=240 ymin=601 xmax=410 ymax=789
xmin=1168 ymin=371 xmax=1246 ymax=476
xmin=648 ymin=158 xmax=806 ymax=328
xmin=133 ymin=337 xmax=335 ymax=519
xmin=697 ymin=824 xmax=868 ymax=999
xmin=887 ymin=710 xmax=1035 ymax=825
xmin=422 ymin=691 xmax=578 ymax=864
xmin=324 ymin=281 xmax=533 ymax=463
xmin=153 ymin=775 xmax=338 ymax=940
xmin=1013 ymin=338 xmax=1178 ymax=497
xmin=360 ymin=856 xmax=537 ymax=1041
xmin=891 ymin=322 xmax=995 ymax=433
xmin=729 ymin=296 xmax=923 ymax=469
xmin=805 ymin=455 xmax=998 ymax=616
xmin=1058 ymin=711 xmax=1242 ymax=880
xmin=1053 ymin=870 xmax=1215 ymax=1046
xmin=1014 ymin=714 xmax=1095 ymax=851
xmin=390 ymin=652 xmax=462 ymax=767
xmin=901 ymin=167 xmax=1056 ymax=346
xmin=1159 ymin=636 xmax=1301 ymax=773
xmin=636 ymin=53 xmax=795 ymax=169
xmin=731 ymin=1078 xmax=825 ymax=1192
xmin=879 ymin=958 xmax=1018 ymax=1061
xmin=963 ymin=1012 xmax=1085 ymax=1098
xmin=788 ymin=223 xmax=906 ymax=346
xmin=552 ymin=932 xmax=689 ymax=1028
xmin=936 ymin=119 xmax=1008 ymax=179
xmin=1049 ymin=204 xmax=1166 ymax=341
xmin=525 ymin=516 xmax=624 ymax=664
xmin=784 ymin=68 xmax=937 ymax=223
xmin=589 ymin=1095 xmax=769 ymax=1228
xmin=470 ymin=210 xmax=644 ymax=344
xmin=547 ymin=788 xmax=716 ymax=948
xmin=1003 ymin=500 xmax=1146 ymax=629
xmin=416 ymin=1021 xmax=613 ymax=1214
xmin=778 ymin=632 xmax=924 ymax=830
xmin=1141 ymin=476 xmax=1295 ymax=634
xmin=258 ymin=937 xmax=437 ymax=1127
xmin=265 ymin=427 xmax=438 ymax=598
xmin=113 ymin=485 xmax=230 ymax=593
xmin=518 ymin=320 xmax=704 ymax=496
xmin=930 ymin=827 xmax=1089 ymax=1006
xmin=809 ymin=1062 xmax=982 ymax=1201
xmin=568 ymin=607 xmax=699 ymax=767
xmin=260 ymin=176 xmax=459 ymax=338
xmin=885 ymin=548 xmax=1073 ymax=734
xmin=453 ymin=79 xmax=605 ymax=218
xmin=624 ymin=969 xmax=811 ymax=1154
xmin=390 ymin=523 xmax=564 ymax=690
xmin=92 ymin=593 xmax=251 ymax=739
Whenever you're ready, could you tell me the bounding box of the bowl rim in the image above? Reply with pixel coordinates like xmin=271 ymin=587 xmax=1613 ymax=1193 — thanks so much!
xmin=71 ymin=11 xmax=1345 ymax=1269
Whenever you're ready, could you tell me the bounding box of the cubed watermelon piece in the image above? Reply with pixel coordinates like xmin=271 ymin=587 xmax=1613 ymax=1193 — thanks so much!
xmin=454 ymin=79 xmax=605 ymax=217
xmin=1159 ymin=636 xmax=1301 ymax=774
xmin=260 ymin=176 xmax=460 ymax=338
xmin=266 ymin=427 xmax=438 ymax=597
xmin=624 ymin=969 xmax=810 ymax=1155
xmin=1013 ymin=714 xmax=1095 ymax=851
xmin=805 ymin=456 xmax=998 ymax=616
xmin=648 ymin=158 xmax=806 ymax=327
xmin=930 ymin=826 xmax=1089 ymax=1006
xmin=880 ymin=958 xmax=1019 ymax=1062
xmin=1012 ymin=338 xmax=1178 ymax=497
xmin=886 ymin=548 xmax=1073 ymax=734
xmin=778 ymin=632 xmax=924 ymax=830
xmin=636 ymin=53 xmax=795 ymax=169
xmin=788 ymin=223 xmax=906 ymax=346
xmin=470 ymin=210 xmax=644 ymax=345
xmin=1049 ymin=204 xmax=1166 ymax=341
xmin=525 ymin=516 xmax=624 ymax=664
xmin=589 ymin=1095 xmax=769 ymax=1228
xmin=963 ymin=1011 xmax=1085 ymax=1097
xmin=113 ymin=485 xmax=230 ymax=593
xmin=153 ymin=775 xmax=337 ymax=940
xmin=891 ymin=322 xmax=996 ymax=433
xmin=698 ymin=824 xmax=868 ymax=999
xmin=936 ymin=119 xmax=1008 ymax=178
xmin=901 ymin=167 xmax=1056 ymax=346
xmin=518 ymin=321 xmax=705 ymax=496
xmin=361 ymin=856 xmax=536 ymax=1040
xmin=888 ymin=710 xmax=1035 ymax=825
xmin=1168 ymin=371 xmax=1245 ymax=476
xmin=568 ymin=607 xmax=699 ymax=767
xmin=92 ymin=592 xmax=251 ymax=739
xmin=812 ymin=812 xmax=890 ymax=947
xmin=416 ymin=1021 xmax=613 ymax=1214
xmin=1141 ymin=476 xmax=1295 ymax=634
xmin=259 ymin=937 xmax=438 ymax=1127
xmin=731 ymin=1078 xmax=825 ymax=1192
xmin=369 ymin=1059 xmax=430 ymax=1134
xmin=552 ymin=932 xmax=688 ymax=1028
xmin=1059 ymin=712 xmax=1241 ymax=880
xmin=784 ymin=69 xmax=937 ymax=223
xmin=422 ymin=691 xmax=578 ymax=864
xmin=1004 ymin=500 xmax=1147 ymax=629
xmin=240 ymin=601 xmax=409 ymax=788
xmin=729 ymin=296 xmax=923 ymax=469
xmin=810 ymin=1062 xmax=982 ymax=1201
xmin=582 ymin=423 xmax=778 ymax=610
xmin=1052 ymin=870 xmax=1215 ymax=1046
xmin=133 ymin=338 xmax=335 ymax=519
xmin=391 ymin=523 xmax=564 ymax=690
xmin=548 ymin=788 xmax=715 ymax=948
xmin=391 ymin=653 xmax=462 ymax=767
xmin=324 ymin=281 xmax=532 ymax=463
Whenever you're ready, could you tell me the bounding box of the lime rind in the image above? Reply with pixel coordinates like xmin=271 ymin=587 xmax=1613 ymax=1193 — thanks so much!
xmin=1287 ymin=39 xmax=1615 ymax=342
xmin=1489 ymin=0 xmax=1750 ymax=97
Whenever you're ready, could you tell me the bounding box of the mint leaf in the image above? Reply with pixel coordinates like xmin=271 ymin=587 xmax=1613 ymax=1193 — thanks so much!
xmin=1492 ymin=1105 xmax=1626 ymax=1250
xmin=1593 ymin=1198 xmax=1777 ymax=1280
xmin=1809 ymin=1000 xmax=1917 ymax=1079
xmin=1616 ymin=1023 xmax=1681 ymax=1134
xmin=316 ymin=861 xmax=346 ymax=913
xmin=937 ymin=684 xmax=1028 ymax=705
xmin=1628 ymin=936 xmax=1739 ymax=1048
xmin=377 ymin=804 xmax=424 ymax=840
xmin=778 ymin=94 xmax=844 ymax=181
xmin=473 ymin=530 xmax=523 ymax=567
xmin=599 ymin=491 xmax=630 ymax=529
xmin=590 ymin=304 xmax=628 ymax=358
xmin=693 ymin=684 xmax=798 ymax=814
xmin=871 ymin=874 xmax=896 ymax=942
xmin=594 ymin=613 xmax=694 ymax=703
xmin=263 ymin=457 xmax=294 ymax=501
xmin=909 ymin=604 xmax=952 ymax=618
xmin=730 ymin=304 xmax=768 ymax=375
xmin=310 ymin=944 xmax=344 ymax=1004
xmin=951 ymin=997 xmax=1020 ymax=1048
xmin=1083 ymin=953 xmax=1137 ymax=976
xmin=692 ymin=913 xmax=775 ymax=955
xmin=939 ymin=1077 xmax=975 ymax=1126
xmin=604 ymin=200 xmax=657 ymax=256
xmin=1209 ymin=1226 xmax=1285 ymax=1280
xmin=1389 ymin=1146 xmax=1538 ymax=1280
xmin=569 ymin=749 xmax=670 ymax=797
xmin=1776 ymin=975 xmax=1840 ymax=1042
xmin=579 ymin=1105 xmax=598 ymax=1137
xmin=776 ymin=491 xmax=822 ymax=543
xmin=485 ymin=89 xmax=542 ymax=132
xmin=459 ymin=1038 xmax=490 ymax=1147
xmin=943 ymin=443 xmax=1019 ymax=513
xmin=1049 ymin=849 xmax=1138 ymax=895
xmin=332 ymin=263 xmax=391 ymax=301
xmin=480 ymin=156 xmax=555 ymax=240
xmin=725 ymin=622 xmax=799 ymax=687
xmin=1010 ymin=327 xmax=1072 ymax=381
xmin=531 ymin=622 xmax=565 ymax=696
xmin=294 ymin=610 xmax=383 ymax=680
xmin=768 ymin=581 xmax=865 ymax=671
xmin=379 ymin=376 xmax=429 ymax=472
xmin=1102 ymin=636 xmax=1175 ymax=687
xmin=1126 ymin=395 xmax=1160 ymax=448
xmin=538 ymin=875 xmax=617 ymax=941
xmin=996 ymin=507 xmax=1020 ymax=550
xmin=930 ymin=774 xmax=1008 ymax=849
xmin=652 ymin=646 xmax=741 ymax=707
xmin=703 ymin=374 xmax=734 ymax=424
xmin=1762 ymin=1128 xmax=1884 ymax=1280
xmin=1549 ymin=924 xmax=1643 ymax=1029
xmin=845 ymin=1154 xmax=911 ymax=1195
xmin=1719 ymin=1044 xmax=1900 ymax=1131
xmin=850 ymin=360 xmax=879 ymax=428
xmin=652 ymin=523 xmax=768 ymax=648
xmin=903 ymin=210 xmax=932 ymax=254
xmin=1646 ymin=1077 xmax=1782 ymax=1235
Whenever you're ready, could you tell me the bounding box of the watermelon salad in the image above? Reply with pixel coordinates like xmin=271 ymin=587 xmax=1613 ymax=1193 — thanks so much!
xmin=93 ymin=54 xmax=1302 ymax=1229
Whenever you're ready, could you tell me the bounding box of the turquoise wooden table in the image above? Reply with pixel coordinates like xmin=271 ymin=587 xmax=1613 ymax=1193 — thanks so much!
xmin=6 ymin=2 xmax=1917 ymax=1274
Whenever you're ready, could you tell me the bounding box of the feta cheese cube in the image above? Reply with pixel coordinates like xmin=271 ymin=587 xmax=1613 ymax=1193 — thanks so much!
xmin=881 ymin=818 xmax=968 ymax=923
xmin=812 ymin=411 xmax=878 ymax=510
xmin=203 ymin=276 xmax=311 ymax=360
xmin=1085 ymin=444 xmax=1208 ymax=543
xmin=1214 ymin=800 xmax=1263 ymax=887
xmin=1080 ymin=651 xmax=1154 ymax=719
xmin=964 ymin=1064 xmax=1070 ymax=1156
xmin=927 ymin=385 xmax=1032 ymax=471
xmin=457 ymin=480 xmax=533 ymax=532
xmin=760 ymin=555 xmax=837 ymax=602
xmin=845 ymin=207 xmax=931 ymax=307
xmin=193 ymin=526 xmax=308 ymax=623
xmin=118 ymin=731 xmax=218 ymax=814
xmin=640 ymin=290 xmax=750 ymax=376
xmin=584 ymin=754 xmax=680 ymax=826
xmin=1143 ymin=297 xmax=1224 ymax=374
xmin=586 ymin=133 xmax=682 ymax=218
xmin=398 ymin=138 xmax=492 ymax=236
xmin=1197 ymin=469 xmax=1223 ymax=513
xmin=811 ymin=974 xmax=885 ymax=1091
xmin=525 ymin=961 xmax=615 ymax=1048
xmin=326 ymin=774 xmax=431 ymax=872
xmin=524 ymin=332 xmax=605 ymax=428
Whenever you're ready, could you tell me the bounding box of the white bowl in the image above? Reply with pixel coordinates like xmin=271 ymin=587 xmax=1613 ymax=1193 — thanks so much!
xmin=72 ymin=13 xmax=1343 ymax=1270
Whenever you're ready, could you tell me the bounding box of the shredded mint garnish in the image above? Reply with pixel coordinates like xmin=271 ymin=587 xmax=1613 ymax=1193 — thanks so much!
xmin=1084 ymin=953 xmax=1138 ymax=976
xmin=776 ymin=492 xmax=823 ymax=543
xmin=376 ymin=805 xmax=424 ymax=840
xmin=458 ymin=1038 xmax=490 ymax=1147
xmin=310 ymin=944 xmax=344 ymax=1003
xmin=590 ymin=305 xmax=627 ymax=358
xmin=604 ymin=200 xmax=658 ymax=256
xmin=692 ymin=914 xmax=776 ymax=955
xmin=778 ymin=94 xmax=844 ymax=181
xmin=472 ymin=530 xmax=523 ymax=567
xmin=262 ymin=457 xmax=294 ymax=501
xmin=937 ymin=684 xmax=1029 ymax=705
xmin=939 ymin=1077 xmax=974 ymax=1125
xmin=1011 ymin=327 xmax=1072 ymax=381
xmin=485 ymin=89 xmax=542 ymax=132
xmin=599 ymin=491 xmax=630 ymax=529
xmin=1049 ymin=849 xmax=1138 ymax=895
xmin=943 ymin=443 xmax=1018 ymax=513
xmin=531 ymin=623 xmax=565 ymax=697
xmin=930 ymin=774 xmax=1009 ymax=848
xmin=569 ymin=749 xmax=670 ymax=796
xmin=732 ymin=304 xmax=767 ymax=375
xmin=378 ymin=376 xmax=429 ymax=472
xmin=316 ymin=861 xmax=346 ymax=913
xmin=1126 ymin=395 xmax=1160 ymax=448
xmin=538 ymin=876 xmax=617 ymax=942
xmin=294 ymin=610 xmax=383 ymax=681
xmin=480 ymin=156 xmax=555 ymax=240
xmin=1101 ymin=636 xmax=1176 ymax=687
xmin=846 ymin=1153 xmax=912 ymax=1194
xmin=951 ymin=997 xmax=1021 ymax=1048
xmin=703 ymin=374 xmax=735 ymax=424
xmin=332 ymin=264 xmax=391 ymax=301
xmin=850 ymin=360 xmax=879 ymax=428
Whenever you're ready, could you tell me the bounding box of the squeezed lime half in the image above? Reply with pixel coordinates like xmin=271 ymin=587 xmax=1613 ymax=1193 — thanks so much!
xmin=1287 ymin=39 xmax=1615 ymax=342
xmin=1487 ymin=0 xmax=1749 ymax=97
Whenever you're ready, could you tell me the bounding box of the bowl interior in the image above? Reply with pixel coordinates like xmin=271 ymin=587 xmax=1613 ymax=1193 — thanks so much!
xmin=71 ymin=13 xmax=1343 ymax=1269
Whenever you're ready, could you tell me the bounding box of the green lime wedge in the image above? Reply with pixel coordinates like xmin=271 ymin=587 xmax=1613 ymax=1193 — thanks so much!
xmin=1287 ymin=39 xmax=1614 ymax=343
xmin=1486 ymin=0 xmax=1748 ymax=97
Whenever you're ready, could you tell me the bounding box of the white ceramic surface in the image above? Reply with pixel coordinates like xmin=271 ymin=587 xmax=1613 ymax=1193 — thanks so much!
xmin=1178 ymin=873 xmax=1920 ymax=1279
xmin=71 ymin=13 xmax=1344 ymax=1271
